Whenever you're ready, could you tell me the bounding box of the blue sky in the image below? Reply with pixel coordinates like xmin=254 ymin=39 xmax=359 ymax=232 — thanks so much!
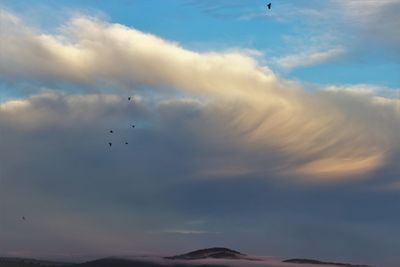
xmin=0 ymin=1 xmax=399 ymax=267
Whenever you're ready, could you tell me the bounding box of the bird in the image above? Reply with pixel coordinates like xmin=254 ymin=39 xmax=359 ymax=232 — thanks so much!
xmin=125 ymin=142 xmax=128 ymax=145
xmin=110 ymin=130 xmax=113 ymax=133
xmin=108 ymin=142 xmax=112 ymax=147
xmin=267 ymin=3 xmax=271 ymax=9
xmin=22 ymin=216 xmax=26 ymax=221
xmin=132 ymin=125 xmax=135 ymax=128
xmin=128 ymin=96 xmax=131 ymax=101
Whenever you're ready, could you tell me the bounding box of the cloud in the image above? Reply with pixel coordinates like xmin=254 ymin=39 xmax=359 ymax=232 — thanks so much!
xmin=185 ymin=0 xmax=400 ymax=65
xmin=336 ymin=0 xmax=400 ymax=48
xmin=273 ymin=47 xmax=346 ymax=70
xmin=0 ymin=12 xmax=277 ymax=99
xmin=333 ymin=0 xmax=400 ymax=56
xmin=160 ymin=229 xmax=213 ymax=235
xmin=1 ymin=10 xmax=399 ymax=181
xmin=1 ymin=10 xmax=400 ymax=265
xmin=325 ymin=84 xmax=379 ymax=96
xmin=376 ymin=181 xmax=400 ymax=192
xmin=257 ymin=0 xmax=400 ymax=70
xmin=325 ymin=84 xmax=400 ymax=113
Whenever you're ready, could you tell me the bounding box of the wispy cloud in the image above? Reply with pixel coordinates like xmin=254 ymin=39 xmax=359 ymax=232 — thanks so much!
xmin=325 ymin=84 xmax=380 ymax=96
xmin=273 ymin=47 xmax=346 ymax=70
xmin=0 ymin=10 xmax=398 ymax=180
xmin=160 ymin=229 xmax=215 ymax=235
xmin=325 ymin=84 xmax=400 ymax=113
xmin=334 ymin=0 xmax=400 ymax=50
xmin=0 ymin=8 xmax=399 ymax=265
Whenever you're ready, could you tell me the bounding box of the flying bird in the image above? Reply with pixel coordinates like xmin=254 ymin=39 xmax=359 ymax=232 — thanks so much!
xmin=267 ymin=3 xmax=271 ymax=9
xmin=132 ymin=125 xmax=135 ymax=128
xmin=128 ymin=96 xmax=131 ymax=101
xmin=108 ymin=142 xmax=112 ymax=147
xmin=22 ymin=216 xmax=26 ymax=221
xmin=125 ymin=142 xmax=129 ymax=145
xmin=110 ymin=130 xmax=113 ymax=133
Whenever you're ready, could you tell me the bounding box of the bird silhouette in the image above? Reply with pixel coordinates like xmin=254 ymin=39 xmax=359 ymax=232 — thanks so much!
xmin=128 ymin=96 xmax=131 ymax=101
xmin=110 ymin=130 xmax=113 ymax=133
xmin=267 ymin=3 xmax=271 ymax=9
xmin=132 ymin=125 xmax=135 ymax=128
xmin=22 ymin=216 xmax=26 ymax=221
xmin=125 ymin=142 xmax=128 ymax=145
xmin=109 ymin=142 xmax=112 ymax=147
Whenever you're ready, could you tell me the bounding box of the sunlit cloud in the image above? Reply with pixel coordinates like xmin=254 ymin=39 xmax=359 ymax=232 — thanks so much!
xmin=273 ymin=47 xmax=346 ymax=70
xmin=0 ymin=10 xmax=399 ymax=182
xmin=0 ymin=7 xmax=400 ymax=266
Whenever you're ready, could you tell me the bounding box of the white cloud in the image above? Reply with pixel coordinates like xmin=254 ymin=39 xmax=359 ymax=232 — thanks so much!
xmin=0 ymin=10 xmax=399 ymax=180
xmin=325 ymin=84 xmax=379 ymax=96
xmin=334 ymin=0 xmax=400 ymax=50
xmin=273 ymin=47 xmax=346 ymax=70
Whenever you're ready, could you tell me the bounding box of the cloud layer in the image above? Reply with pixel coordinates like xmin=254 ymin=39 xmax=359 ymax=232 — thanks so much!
xmin=1 ymin=8 xmax=400 ymax=266
xmin=1 ymin=10 xmax=399 ymax=180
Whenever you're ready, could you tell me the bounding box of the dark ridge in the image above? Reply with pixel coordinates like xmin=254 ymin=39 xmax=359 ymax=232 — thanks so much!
xmin=283 ymin=258 xmax=371 ymax=267
xmin=76 ymin=258 xmax=227 ymax=267
xmin=0 ymin=257 xmax=73 ymax=267
xmin=165 ymin=247 xmax=246 ymax=260
xmin=76 ymin=258 xmax=161 ymax=267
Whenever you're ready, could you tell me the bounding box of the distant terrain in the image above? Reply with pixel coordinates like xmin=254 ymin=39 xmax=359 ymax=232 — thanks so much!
xmin=165 ymin=247 xmax=259 ymax=261
xmin=0 ymin=248 xmax=372 ymax=267
xmin=0 ymin=257 xmax=73 ymax=267
xmin=283 ymin=258 xmax=371 ymax=267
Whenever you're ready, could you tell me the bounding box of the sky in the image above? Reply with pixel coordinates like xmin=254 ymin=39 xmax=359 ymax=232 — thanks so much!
xmin=0 ymin=0 xmax=399 ymax=266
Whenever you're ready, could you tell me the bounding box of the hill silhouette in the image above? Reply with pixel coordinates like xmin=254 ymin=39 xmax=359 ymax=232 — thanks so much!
xmin=165 ymin=247 xmax=248 ymax=260
xmin=0 ymin=248 xmax=372 ymax=267
xmin=283 ymin=258 xmax=371 ymax=267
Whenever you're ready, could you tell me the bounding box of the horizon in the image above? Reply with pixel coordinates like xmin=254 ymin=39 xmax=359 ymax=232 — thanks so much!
xmin=0 ymin=1 xmax=399 ymax=267
xmin=0 ymin=246 xmax=372 ymax=266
